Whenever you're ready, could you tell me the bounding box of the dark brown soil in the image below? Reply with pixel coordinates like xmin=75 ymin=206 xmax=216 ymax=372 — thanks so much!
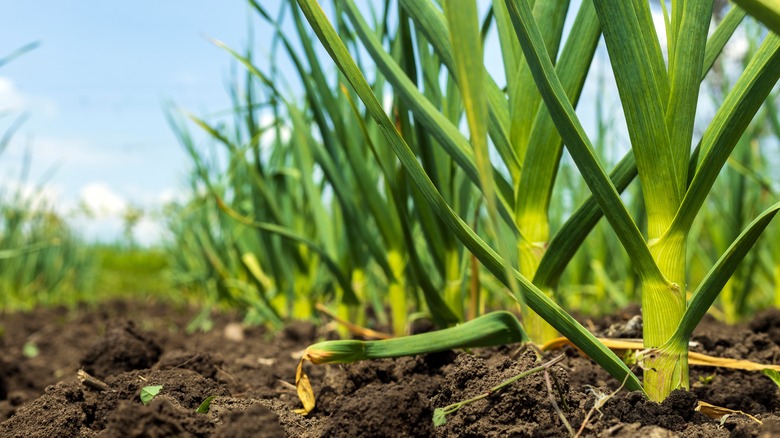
xmin=1 ymin=300 xmax=779 ymax=437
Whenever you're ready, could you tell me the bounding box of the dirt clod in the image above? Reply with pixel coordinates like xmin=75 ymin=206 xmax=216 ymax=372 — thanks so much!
xmin=80 ymin=320 xmax=162 ymax=378
xmin=323 ymin=382 xmax=434 ymax=437
xmin=101 ymin=397 xmax=214 ymax=438
xmin=0 ymin=382 xmax=88 ymax=438
xmin=213 ymin=403 xmax=289 ymax=438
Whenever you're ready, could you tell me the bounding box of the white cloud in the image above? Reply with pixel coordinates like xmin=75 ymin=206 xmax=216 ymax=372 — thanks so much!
xmin=0 ymin=179 xmax=65 ymax=212
xmin=71 ymin=182 xmax=182 ymax=245
xmin=76 ymin=217 xmax=123 ymax=243
xmin=124 ymin=185 xmax=187 ymax=207
xmin=259 ymin=111 xmax=291 ymax=147
xmin=134 ymin=216 xmax=166 ymax=247
xmin=79 ymin=182 xmax=127 ymax=218
xmin=0 ymin=135 xmax=144 ymax=183
xmin=0 ymin=76 xmax=57 ymax=116
xmin=156 ymin=187 xmax=186 ymax=205
xmin=0 ymin=77 xmax=27 ymax=111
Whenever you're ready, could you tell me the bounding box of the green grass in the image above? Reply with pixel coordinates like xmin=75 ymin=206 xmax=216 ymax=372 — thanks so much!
xmin=0 ymin=200 xmax=97 ymax=311
xmin=92 ymin=244 xmax=181 ymax=303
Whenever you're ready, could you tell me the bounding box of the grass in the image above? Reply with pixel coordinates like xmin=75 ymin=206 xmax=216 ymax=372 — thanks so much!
xmin=0 ymin=189 xmax=97 ymax=311
xmin=0 ymin=209 xmax=182 ymax=311
xmin=92 ymin=244 xmax=181 ymax=303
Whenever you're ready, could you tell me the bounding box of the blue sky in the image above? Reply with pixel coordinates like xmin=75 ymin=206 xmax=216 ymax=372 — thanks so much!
xmin=1 ymin=1 xmax=279 ymax=244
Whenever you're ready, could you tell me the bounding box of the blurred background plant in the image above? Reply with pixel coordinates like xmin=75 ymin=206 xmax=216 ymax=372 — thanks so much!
xmin=0 ymin=181 xmax=97 ymax=311
xmin=166 ymin=0 xmax=485 ymax=334
xmin=0 ymin=43 xmax=93 ymax=311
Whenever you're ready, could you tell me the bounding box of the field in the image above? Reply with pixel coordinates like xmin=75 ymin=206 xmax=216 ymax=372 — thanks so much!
xmin=3 ymin=0 xmax=780 ymax=436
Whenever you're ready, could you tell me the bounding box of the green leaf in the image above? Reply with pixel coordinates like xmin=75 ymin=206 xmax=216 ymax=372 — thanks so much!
xmin=433 ymin=408 xmax=447 ymax=426
xmin=732 ymin=0 xmax=780 ymax=34
xmin=592 ymin=0 xmax=679 ymax=237
xmin=515 ymin=0 xmax=600 ymax=232
xmin=493 ymin=0 xmax=521 ymax=97
xmin=0 ymin=240 xmax=56 ymax=260
xmin=665 ymin=0 xmax=712 ymax=191
xmin=763 ymin=369 xmax=780 ymax=388
xmin=444 ymin=0 xmax=517 ymax=310
xmin=217 ymin=201 xmax=359 ymax=305
xmin=341 ymin=83 xmax=460 ymax=326
xmin=22 ymin=341 xmax=39 ymax=359
xmin=444 ymin=0 xmax=489 ymax=190
xmin=397 ymin=0 xmax=519 ymax=179
xmin=305 ymin=311 xmax=528 ymax=363
xmin=140 ymin=385 xmax=163 ymax=406
xmin=508 ymin=0 xmax=569 ymax=160
xmin=196 ymin=395 xmax=217 ymax=414
xmin=212 ymin=38 xmax=398 ymax=287
xmin=535 ymin=151 xmax=637 ymax=288
xmin=535 ymin=1 xmax=743 ymax=289
xmin=342 ymin=0 xmax=516 ymax=223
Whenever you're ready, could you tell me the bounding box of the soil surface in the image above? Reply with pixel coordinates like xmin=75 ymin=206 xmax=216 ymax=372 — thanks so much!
xmin=2 ymin=300 xmax=780 ymax=437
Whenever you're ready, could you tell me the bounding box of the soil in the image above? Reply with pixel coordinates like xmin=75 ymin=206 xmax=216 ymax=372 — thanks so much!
xmin=2 ymin=300 xmax=780 ymax=437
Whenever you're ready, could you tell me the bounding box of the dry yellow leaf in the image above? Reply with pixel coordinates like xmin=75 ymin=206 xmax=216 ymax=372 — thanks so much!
xmin=696 ymin=401 xmax=762 ymax=424
xmin=315 ymin=303 xmax=392 ymax=340
xmin=295 ymin=356 xmax=316 ymax=415
xmin=542 ymin=337 xmax=780 ymax=372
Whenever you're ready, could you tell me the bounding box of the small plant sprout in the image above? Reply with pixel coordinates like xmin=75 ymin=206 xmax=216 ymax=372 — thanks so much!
xmin=196 ymin=395 xmax=217 ymax=414
xmin=22 ymin=341 xmax=39 ymax=359
xmin=698 ymin=374 xmax=716 ymax=385
xmin=139 ymin=385 xmax=163 ymax=406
